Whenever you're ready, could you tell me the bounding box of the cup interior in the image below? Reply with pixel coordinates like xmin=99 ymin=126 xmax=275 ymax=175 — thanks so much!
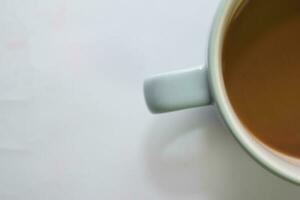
xmin=209 ymin=0 xmax=300 ymax=184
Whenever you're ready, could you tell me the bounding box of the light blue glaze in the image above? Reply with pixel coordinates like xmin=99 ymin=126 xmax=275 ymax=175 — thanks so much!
xmin=143 ymin=0 xmax=300 ymax=185
xmin=144 ymin=66 xmax=210 ymax=113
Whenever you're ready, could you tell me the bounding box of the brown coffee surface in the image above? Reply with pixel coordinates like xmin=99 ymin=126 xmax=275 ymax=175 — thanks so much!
xmin=223 ymin=0 xmax=300 ymax=158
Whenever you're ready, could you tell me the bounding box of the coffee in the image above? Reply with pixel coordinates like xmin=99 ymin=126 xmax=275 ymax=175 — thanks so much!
xmin=223 ymin=0 xmax=300 ymax=158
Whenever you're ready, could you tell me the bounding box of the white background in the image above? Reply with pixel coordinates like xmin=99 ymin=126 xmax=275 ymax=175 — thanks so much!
xmin=0 ymin=0 xmax=300 ymax=199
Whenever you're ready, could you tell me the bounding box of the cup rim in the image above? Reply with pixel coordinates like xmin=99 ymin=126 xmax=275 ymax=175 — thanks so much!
xmin=208 ymin=0 xmax=300 ymax=185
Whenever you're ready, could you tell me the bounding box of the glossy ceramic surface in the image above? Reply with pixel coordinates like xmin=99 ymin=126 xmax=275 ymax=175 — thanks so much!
xmin=145 ymin=0 xmax=300 ymax=184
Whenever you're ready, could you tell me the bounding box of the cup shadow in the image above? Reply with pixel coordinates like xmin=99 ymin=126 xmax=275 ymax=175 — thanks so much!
xmin=143 ymin=107 xmax=300 ymax=199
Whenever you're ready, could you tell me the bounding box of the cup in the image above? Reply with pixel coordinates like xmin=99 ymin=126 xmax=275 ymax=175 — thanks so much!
xmin=143 ymin=0 xmax=300 ymax=184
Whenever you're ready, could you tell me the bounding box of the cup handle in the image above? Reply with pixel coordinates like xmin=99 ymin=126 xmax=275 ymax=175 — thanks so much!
xmin=144 ymin=65 xmax=211 ymax=113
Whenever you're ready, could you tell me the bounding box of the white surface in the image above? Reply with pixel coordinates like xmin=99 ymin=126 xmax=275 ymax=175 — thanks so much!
xmin=0 ymin=0 xmax=300 ymax=199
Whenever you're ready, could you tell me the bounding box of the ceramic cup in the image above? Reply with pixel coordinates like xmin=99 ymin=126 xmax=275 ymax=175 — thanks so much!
xmin=143 ymin=0 xmax=300 ymax=184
